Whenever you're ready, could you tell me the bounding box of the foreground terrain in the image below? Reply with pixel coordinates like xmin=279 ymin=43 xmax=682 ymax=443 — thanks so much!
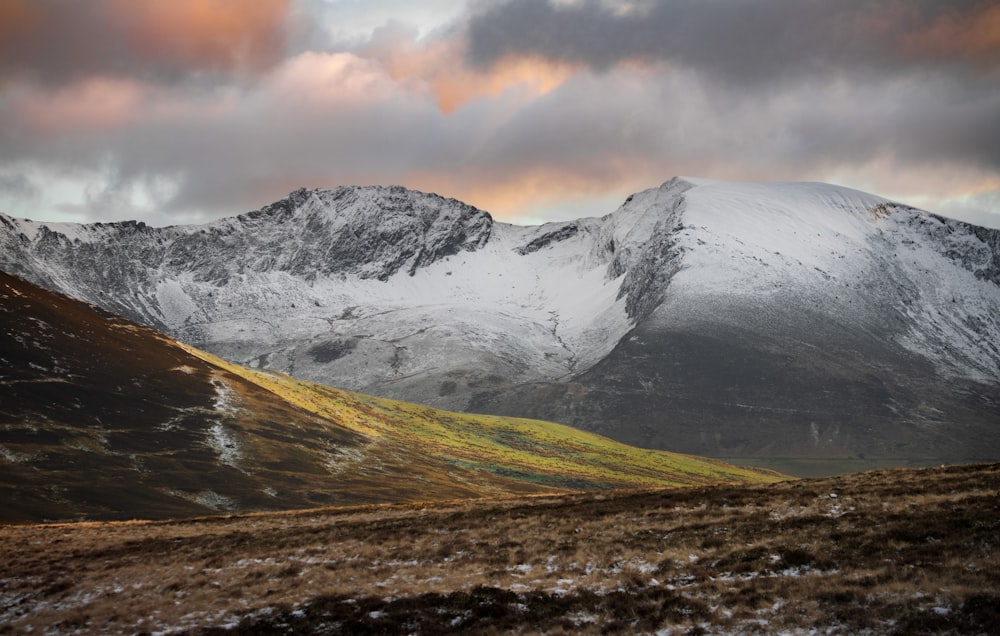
xmin=1 ymin=462 xmax=998 ymax=634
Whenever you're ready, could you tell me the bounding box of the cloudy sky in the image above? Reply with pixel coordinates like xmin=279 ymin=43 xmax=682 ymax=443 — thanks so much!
xmin=1 ymin=0 xmax=998 ymax=228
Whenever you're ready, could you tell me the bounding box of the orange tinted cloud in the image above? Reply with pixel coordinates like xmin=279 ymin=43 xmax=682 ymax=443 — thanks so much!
xmin=826 ymin=157 xmax=1000 ymax=200
xmin=902 ymin=3 xmax=1000 ymax=65
xmin=11 ymin=77 xmax=147 ymax=136
xmin=0 ymin=0 xmax=41 ymax=39
xmin=0 ymin=0 xmax=45 ymax=80
xmin=106 ymin=0 xmax=290 ymax=75
xmin=365 ymin=31 xmax=577 ymax=113
xmin=864 ymin=2 xmax=1000 ymax=67
xmin=0 ymin=0 xmax=292 ymax=82
xmin=409 ymin=160 xmax=659 ymax=221
xmin=265 ymin=52 xmax=401 ymax=109
xmin=432 ymin=54 xmax=578 ymax=113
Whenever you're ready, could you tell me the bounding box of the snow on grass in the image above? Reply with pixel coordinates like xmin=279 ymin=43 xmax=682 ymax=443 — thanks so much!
xmin=170 ymin=489 xmax=238 ymax=511
xmin=209 ymin=376 xmax=239 ymax=414
xmin=3 ymin=463 xmax=996 ymax=635
xmin=0 ymin=445 xmax=30 ymax=463
xmin=206 ymin=422 xmax=243 ymax=471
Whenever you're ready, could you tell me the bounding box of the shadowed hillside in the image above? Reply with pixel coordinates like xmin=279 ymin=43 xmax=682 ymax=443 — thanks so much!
xmin=0 ymin=272 xmax=775 ymax=522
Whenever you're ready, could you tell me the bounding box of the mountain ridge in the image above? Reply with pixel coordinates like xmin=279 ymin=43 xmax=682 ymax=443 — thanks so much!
xmin=2 ymin=177 xmax=999 ymax=473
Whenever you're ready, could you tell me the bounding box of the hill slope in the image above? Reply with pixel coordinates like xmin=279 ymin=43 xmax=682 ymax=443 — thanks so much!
xmin=0 ymin=272 xmax=774 ymax=522
xmin=2 ymin=462 xmax=997 ymax=634
xmin=2 ymin=178 xmax=999 ymax=472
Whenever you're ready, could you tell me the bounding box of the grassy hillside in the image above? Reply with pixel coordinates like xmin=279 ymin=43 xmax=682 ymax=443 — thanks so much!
xmin=0 ymin=271 xmax=777 ymax=522
xmin=185 ymin=343 xmax=771 ymax=491
xmin=1 ymin=463 xmax=997 ymax=634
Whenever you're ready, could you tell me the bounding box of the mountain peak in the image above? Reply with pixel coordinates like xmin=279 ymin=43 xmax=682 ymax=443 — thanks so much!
xmin=175 ymin=184 xmax=496 ymax=282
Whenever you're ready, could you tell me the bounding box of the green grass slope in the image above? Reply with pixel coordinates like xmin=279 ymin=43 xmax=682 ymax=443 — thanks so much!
xmin=189 ymin=347 xmax=773 ymax=490
xmin=0 ymin=271 xmax=780 ymax=522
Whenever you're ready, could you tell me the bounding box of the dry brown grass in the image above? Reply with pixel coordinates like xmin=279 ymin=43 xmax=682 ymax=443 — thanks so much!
xmin=2 ymin=462 xmax=999 ymax=634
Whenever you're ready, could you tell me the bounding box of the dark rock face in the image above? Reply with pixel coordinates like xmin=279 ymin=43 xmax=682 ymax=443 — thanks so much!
xmin=970 ymin=226 xmax=1000 ymax=284
xmin=308 ymin=339 xmax=357 ymax=364
xmin=156 ymin=186 xmax=493 ymax=284
xmin=0 ymin=217 xmax=171 ymax=329
xmin=617 ymin=218 xmax=686 ymax=322
xmin=236 ymin=186 xmax=494 ymax=281
xmin=872 ymin=203 xmax=1000 ymax=284
xmin=0 ymin=185 xmax=494 ymax=325
xmin=515 ymin=223 xmax=580 ymax=255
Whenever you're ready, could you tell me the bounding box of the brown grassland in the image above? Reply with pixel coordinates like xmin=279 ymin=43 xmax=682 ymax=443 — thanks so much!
xmin=1 ymin=462 xmax=999 ymax=635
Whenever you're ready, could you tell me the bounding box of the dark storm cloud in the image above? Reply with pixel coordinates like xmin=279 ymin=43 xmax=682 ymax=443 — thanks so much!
xmin=0 ymin=0 xmax=294 ymax=84
xmin=459 ymin=68 xmax=988 ymax=186
xmin=465 ymin=0 xmax=1000 ymax=81
xmin=880 ymin=82 xmax=1000 ymax=170
xmin=707 ymin=73 xmax=1000 ymax=172
xmin=463 ymin=0 xmax=1000 ymax=182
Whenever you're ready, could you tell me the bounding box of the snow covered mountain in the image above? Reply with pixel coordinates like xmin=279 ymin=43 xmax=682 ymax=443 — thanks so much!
xmin=3 ymin=178 xmax=999 ymax=473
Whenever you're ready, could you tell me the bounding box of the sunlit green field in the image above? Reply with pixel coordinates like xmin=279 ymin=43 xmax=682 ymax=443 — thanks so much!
xmin=184 ymin=343 xmax=781 ymax=492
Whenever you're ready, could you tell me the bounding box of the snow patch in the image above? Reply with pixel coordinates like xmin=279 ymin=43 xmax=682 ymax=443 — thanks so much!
xmin=206 ymin=423 xmax=243 ymax=470
xmin=171 ymin=490 xmax=238 ymax=511
xmin=0 ymin=445 xmax=30 ymax=463
xmin=154 ymin=278 xmax=202 ymax=327
xmin=210 ymin=376 xmax=239 ymax=414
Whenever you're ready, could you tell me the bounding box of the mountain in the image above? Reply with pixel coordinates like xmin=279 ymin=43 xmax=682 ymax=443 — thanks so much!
xmin=2 ymin=178 xmax=999 ymax=474
xmin=473 ymin=180 xmax=1000 ymax=474
xmin=0 ymin=271 xmax=774 ymax=522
